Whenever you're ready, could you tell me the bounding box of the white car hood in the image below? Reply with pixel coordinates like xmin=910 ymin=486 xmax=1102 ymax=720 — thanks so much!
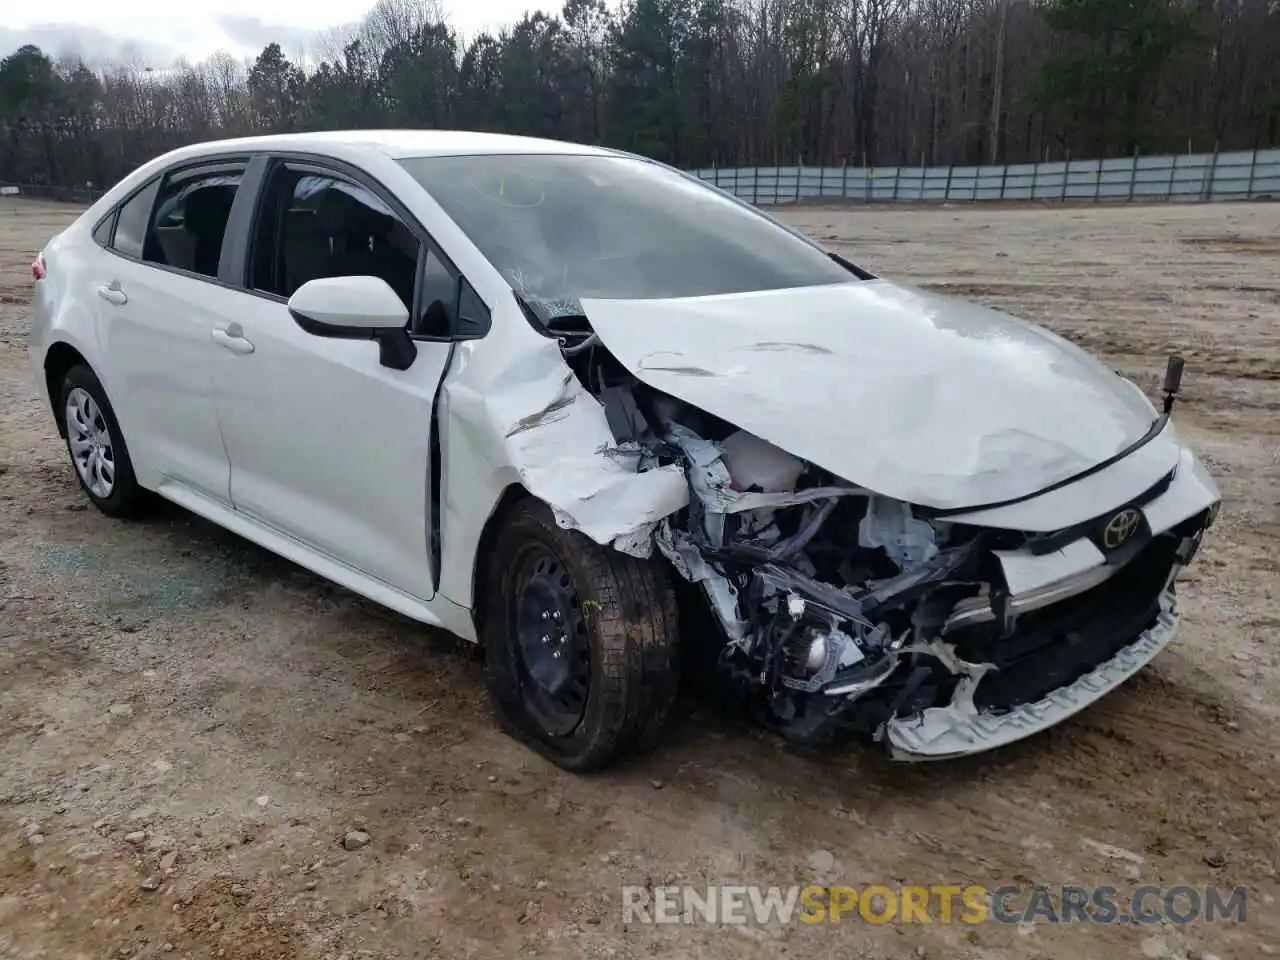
xmin=580 ymin=280 xmax=1159 ymax=510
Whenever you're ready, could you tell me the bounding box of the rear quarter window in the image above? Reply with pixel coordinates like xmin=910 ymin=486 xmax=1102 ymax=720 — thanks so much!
xmin=113 ymin=180 xmax=160 ymax=260
xmin=91 ymin=212 xmax=116 ymax=247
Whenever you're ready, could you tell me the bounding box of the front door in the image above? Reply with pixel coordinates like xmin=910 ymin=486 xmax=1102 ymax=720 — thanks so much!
xmin=211 ymin=163 xmax=455 ymax=601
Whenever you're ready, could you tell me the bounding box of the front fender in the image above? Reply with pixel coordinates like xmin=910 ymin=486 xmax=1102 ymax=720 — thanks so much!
xmin=434 ymin=299 xmax=689 ymax=614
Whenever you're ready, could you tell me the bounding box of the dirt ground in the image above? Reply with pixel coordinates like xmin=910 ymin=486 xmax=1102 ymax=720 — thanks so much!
xmin=1 ymin=197 xmax=1277 ymax=960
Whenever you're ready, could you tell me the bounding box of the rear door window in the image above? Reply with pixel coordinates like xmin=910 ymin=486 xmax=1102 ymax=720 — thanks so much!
xmin=141 ymin=165 xmax=246 ymax=279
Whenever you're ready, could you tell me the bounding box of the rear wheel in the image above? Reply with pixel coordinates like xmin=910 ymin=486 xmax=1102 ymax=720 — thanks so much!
xmin=59 ymin=364 xmax=149 ymax=518
xmin=481 ymin=499 xmax=679 ymax=771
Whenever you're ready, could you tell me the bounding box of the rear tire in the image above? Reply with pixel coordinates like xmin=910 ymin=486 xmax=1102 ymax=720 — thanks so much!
xmin=480 ymin=498 xmax=679 ymax=772
xmin=59 ymin=364 xmax=149 ymax=518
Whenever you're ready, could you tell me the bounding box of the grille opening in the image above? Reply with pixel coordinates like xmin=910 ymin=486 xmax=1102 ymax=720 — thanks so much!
xmin=954 ymin=533 xmax=1181 ymax=712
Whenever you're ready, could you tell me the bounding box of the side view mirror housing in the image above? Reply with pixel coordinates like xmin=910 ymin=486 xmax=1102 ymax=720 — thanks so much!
xmin=288 ymin=275 xmax=417 ymax=371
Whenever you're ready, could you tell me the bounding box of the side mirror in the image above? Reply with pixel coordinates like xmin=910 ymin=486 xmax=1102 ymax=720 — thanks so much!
xmin=288 ymin=276 xmax=417 ymax=371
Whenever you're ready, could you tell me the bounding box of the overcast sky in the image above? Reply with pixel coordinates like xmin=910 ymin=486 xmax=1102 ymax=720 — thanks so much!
xmin=2 ymin=0 xmax=543 ymax=67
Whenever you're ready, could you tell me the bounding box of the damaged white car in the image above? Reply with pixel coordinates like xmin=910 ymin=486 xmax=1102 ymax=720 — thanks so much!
xmin=29 ymin=131 xmax=1221 ymax=770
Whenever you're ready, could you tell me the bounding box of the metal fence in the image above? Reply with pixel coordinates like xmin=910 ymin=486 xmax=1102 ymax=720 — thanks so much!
xmin=690 ymin=148 xmax=1280 ymax=205
xmin=5 ymin=146 xmax=1279 ymax=208
xmin=0 ymin=182 xmax=101 ymax=204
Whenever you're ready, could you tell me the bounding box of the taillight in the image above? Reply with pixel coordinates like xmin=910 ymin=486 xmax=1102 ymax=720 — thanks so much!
xmin=31 ymin=254 xmax=46 ymax=281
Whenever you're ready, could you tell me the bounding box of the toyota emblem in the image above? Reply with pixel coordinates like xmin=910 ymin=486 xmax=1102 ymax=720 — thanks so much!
xmin=1102 ymin=508 xmax=1142 ymax=550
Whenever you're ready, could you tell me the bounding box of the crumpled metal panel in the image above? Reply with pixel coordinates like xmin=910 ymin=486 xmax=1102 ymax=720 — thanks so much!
xmin=455 ymin=334 xmax=690 ymax=551
xmin=582 ymin=281 xmax=1159 ymax=510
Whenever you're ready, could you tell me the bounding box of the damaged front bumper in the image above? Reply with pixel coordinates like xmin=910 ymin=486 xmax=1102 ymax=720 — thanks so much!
xmin=651 ymin=420 xmax=1218 ymax=761
xmin=539 ymin=307 xmax=1221 ymax=762
xmin=884 ymin=587 xmax=1178 ymax=759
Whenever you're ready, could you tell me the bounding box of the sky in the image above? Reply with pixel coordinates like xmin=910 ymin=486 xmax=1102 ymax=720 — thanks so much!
xmin=2 ymin=0 xmax=544 ymax=67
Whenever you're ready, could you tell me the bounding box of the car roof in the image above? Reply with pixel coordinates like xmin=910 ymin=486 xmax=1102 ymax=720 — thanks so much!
xmin=163 ymin=130 xmax=617 ymax=162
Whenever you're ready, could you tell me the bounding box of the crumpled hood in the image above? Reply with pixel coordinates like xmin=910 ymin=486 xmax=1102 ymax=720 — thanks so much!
xmin=580 ymin=280 xmax=1158 ymax=510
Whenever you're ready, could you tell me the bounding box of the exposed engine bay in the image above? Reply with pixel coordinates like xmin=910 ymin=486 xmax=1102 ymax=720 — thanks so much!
xmin=537 ymin=304 xmax=1219 ymax=758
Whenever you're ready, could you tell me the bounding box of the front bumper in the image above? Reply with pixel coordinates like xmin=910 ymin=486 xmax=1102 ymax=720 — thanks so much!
xmin=878 ymin=445 xmax=1217 ymax=759
xmin=885 ymin=586 xmax=1178 ymax=759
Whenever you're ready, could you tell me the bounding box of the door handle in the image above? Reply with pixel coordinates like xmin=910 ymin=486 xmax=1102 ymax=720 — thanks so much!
xmin=96 ymin=281 xmax=127 ymax=306
xmin=211 ymin=324 xmax=255 ymax=355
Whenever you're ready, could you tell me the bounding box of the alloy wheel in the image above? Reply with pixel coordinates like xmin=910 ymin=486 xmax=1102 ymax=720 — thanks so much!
xmin=65 ymin=386 xmax=116 ymax=499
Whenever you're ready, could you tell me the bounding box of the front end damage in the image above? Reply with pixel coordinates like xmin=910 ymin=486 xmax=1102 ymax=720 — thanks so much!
xmin=534 ymin=304 xmax=1220 ymax=761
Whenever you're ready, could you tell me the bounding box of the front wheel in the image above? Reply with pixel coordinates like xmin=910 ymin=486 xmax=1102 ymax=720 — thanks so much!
xmin=481 ymin=499 xmax=680 ymax=771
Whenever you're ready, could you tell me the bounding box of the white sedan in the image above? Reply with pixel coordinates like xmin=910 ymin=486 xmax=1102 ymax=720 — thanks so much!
xmin=28 ymin=131 xmax=1221 ymax=770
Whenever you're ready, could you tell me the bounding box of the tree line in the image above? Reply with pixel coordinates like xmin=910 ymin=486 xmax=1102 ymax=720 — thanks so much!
xmin=2 ymin=0 xmax=1277 ymax=194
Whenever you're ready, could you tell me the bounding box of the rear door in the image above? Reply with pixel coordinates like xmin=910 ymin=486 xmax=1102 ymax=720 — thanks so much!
xmin=210 ymin=158 xmax=459 ymax=602
xmin=95 ymin=160 xmax=248 ymax=501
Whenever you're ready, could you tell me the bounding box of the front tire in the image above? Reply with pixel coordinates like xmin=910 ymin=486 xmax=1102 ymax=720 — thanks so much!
xmin=481 ymin=499 xmax=679 ymax=772
xmin=59 ymin=364 xmax=149 ymax=518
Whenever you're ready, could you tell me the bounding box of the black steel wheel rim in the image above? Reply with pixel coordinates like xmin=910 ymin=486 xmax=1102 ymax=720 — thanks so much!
xmin=512 ymin=545 xmax=591 ymax=737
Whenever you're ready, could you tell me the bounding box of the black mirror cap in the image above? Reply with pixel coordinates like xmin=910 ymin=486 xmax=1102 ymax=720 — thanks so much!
xmin=289 ymin=306 xmax=381 ymax=340
xmin=289 ymin=307 xmax=416 ymax=370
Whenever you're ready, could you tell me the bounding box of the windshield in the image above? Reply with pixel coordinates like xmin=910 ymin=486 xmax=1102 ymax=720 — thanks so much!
xmin=397 ymin=154 xmax=854 ymax=309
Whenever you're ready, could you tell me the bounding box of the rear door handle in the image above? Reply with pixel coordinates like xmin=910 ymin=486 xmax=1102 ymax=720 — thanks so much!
xmin=96 ymin=282 xmax=127 ymax=306
xmin=211 ymin=322 xmax=255 ymax=355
